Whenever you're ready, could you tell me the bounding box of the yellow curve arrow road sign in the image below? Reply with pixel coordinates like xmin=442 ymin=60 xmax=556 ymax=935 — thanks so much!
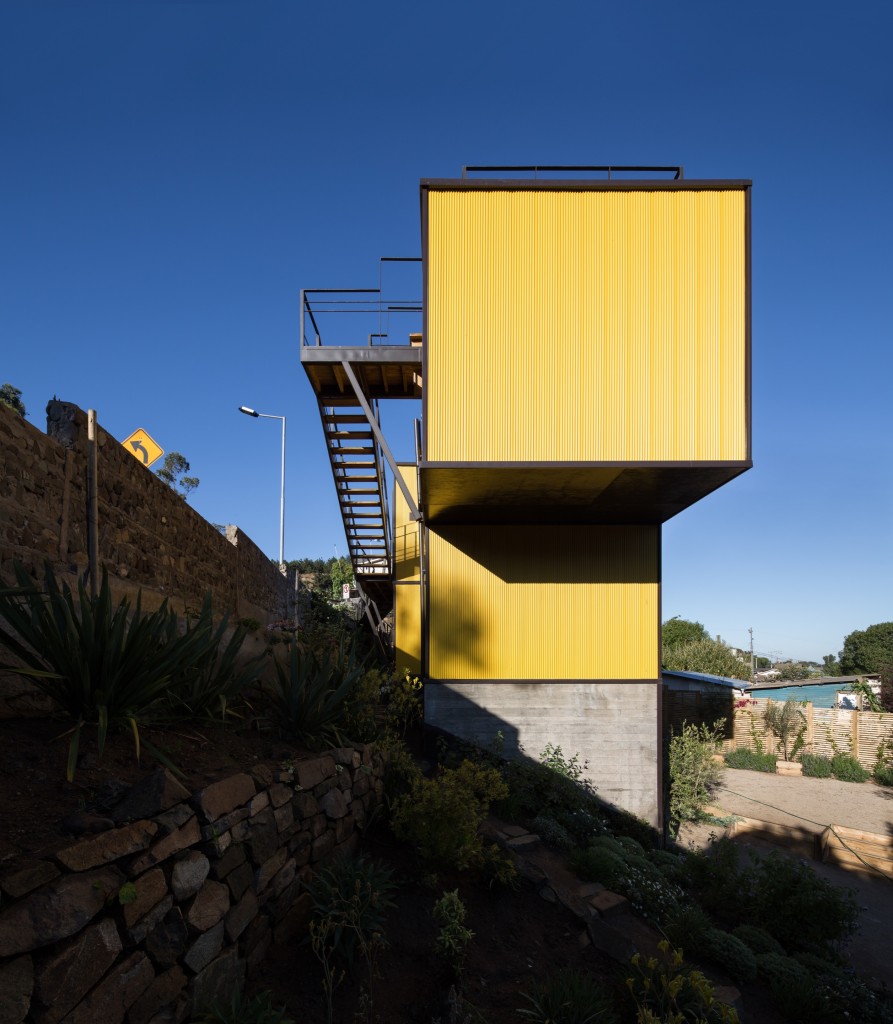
xmin=122 ymin=428 xmax=164 ymax=468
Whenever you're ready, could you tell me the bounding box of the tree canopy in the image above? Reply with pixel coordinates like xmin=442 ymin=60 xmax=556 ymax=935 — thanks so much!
xmin=661 ymin=617 xmax=710 ymax=650
xmin=839 ymin=622 xmax=893 ymax=675
xmin=662 ymin=636 xmax=751 ymax=680
xmin=156 ymin=452 xmax=199 ymax=499
xmin=0 ymin=383 xmax=25 ymax=417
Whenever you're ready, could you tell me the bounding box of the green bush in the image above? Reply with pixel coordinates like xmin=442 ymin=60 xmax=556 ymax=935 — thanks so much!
xmin=391 ymin=759 xmax=508 ymax=871
xmin=830 ymin=753 xmax=870 ymax=783
xmin=664 ymin=903 xmax=712 ymax=953
xmin=519 ymin=968 xmax=620 ymax=1024
xmin=0 ymin=563 xmax=230 ymax=779
xmin=699 ymin=927 xmax=757 ymax=983
xmin=755 ymin=953 xmax=835 ymax=1023
xmin=626 ymin=942 xmax=739 ymax=1023
xmin=568 ymin=845 xmax=626 ymax=887
xmin=874 ymin=764 xmax=893 ymax=787
xmin=724 ymin=747 xmax=777 ymax=772
xmin=747 ymin=851 xmax=859 ymax=955
xmin=263 ymin=639 xmax=365 ymax=748
xmin=668 ymin=720 xmax=725 ymax=833
xmin=800 ymin=752 xmax=834 ymax=778
xmin=731 ymin=924 xmax=785 ymax=957
xmin=432 ymin=890 xmax=474 ymax=975
xmin=531 ymin=815 xmax=574 ymax=850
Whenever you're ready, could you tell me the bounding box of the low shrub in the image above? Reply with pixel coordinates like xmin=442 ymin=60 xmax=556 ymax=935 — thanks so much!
xmin=391 ymin=759 xmax=508 ymax=872
xmin=830 ymin=752 xmax=870 ymax=783
xmin=519 ymin=968 xmax=620 ymax=1024
xmin=800 ymin=752 xmax=834 ymax=778
xmin=699 ymin=927 xmax=758 ymax=983
xmin=875 ymin=764 xmax=893 ymax=787
xmin=755 ymin=953 xmax=839 ymax=1023
xmin=432 ymin=890 xmax=474 ymax=976
xmin=664 ymin=903 xmax=712 ymax=953
xmin=724 ymin=747 xmax=777 ymax=773
xmin=531 ymin=815 xmax=574 ymax=850
xmin=568 ymin=845 xmax=626 ymax=888
xmin=731 ymin=924 xmax=785 ymax=957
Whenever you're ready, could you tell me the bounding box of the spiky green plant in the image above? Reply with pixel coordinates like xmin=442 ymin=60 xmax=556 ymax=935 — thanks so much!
xmin=519 ymin=968 xmax=619 ymax=1024
xmin=0 ymin=562 xmax=228 ymax=779
xmin=263 ymin=640 xmax=365 ymax=748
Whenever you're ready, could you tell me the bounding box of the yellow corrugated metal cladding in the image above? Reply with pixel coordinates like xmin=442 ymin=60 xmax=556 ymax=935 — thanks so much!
xmin=394 ymin=467 xmax=422 ymax=674
xmin=426 ymin=189 xmax=746 ymax=463
xmin=428 ymin=524 xmax=658 ymax=680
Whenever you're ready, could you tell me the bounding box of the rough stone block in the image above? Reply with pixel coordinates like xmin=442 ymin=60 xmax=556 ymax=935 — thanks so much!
xmin=224 ymin=888 xmax=257 ymax=942
xmin=292 ymin=793 xmax=318 ymax=820
xmin=129 ymin=817 xmax=201 ymax=876
xmin=208 ymin=843 xmax=246 ymax=882
xmin=248 ymin=765 xmax=273 ymax=788
xmin=183 ymin=921 xmax=224 ymax=974
xmin=247 ymin=791 xmax=270 ymax=816
xmin=0 ymin=955 xmax=32 ymax=1024
xmin=64 ymin=951 xmax=154 ymax=1024
xmin=56 ymin=820 xmax=158 ymax=871
xmin=0 ymin=861 xmax=60 ymax=900
xmin=226 ymin=861 xmax=253 ymax=902
xmin=319 ymin=788 xmax=349 ymax=820
xmin=144 ymin=908 xmax=188 ymax=969
xmin=190 ymin=949 xmax=243 ymax=1017
xmin=295 ymin=756 xmax=335 ymax=792
xmin=272 ymin=892 xmax=313 ymax=945
xmin=254 ymin=847 xmax=287 ymax=894
xmin=267 ymin=783 xmax=292 ymax=809
xmin=127 ymin=896 xmax=174 ymax=946
xmin=123 ymin=869 xmax=168 ymax=929
xmin=269 ymin=857 xmax=296 ymax=900
xmin=152 ymin=805 xmax=194 ymax=837
xmin=273 ymin=803 xmax=294 ymax=833
xmin=0 ymin=866 xmax=122 ymax=957
xmin=192 ymin=774 xmax=256 ymax=824
xmin=311 ymin=831 xmax=336 ymax=863
xmin=589 ymin=890 xmax=629 ymax=918
xmin=170 ymin=852 xmax=210 ymax=901
xmin=185 ymin=880 xmax=230 ymax=932
xmin=126 ymin=966 xmax=187 ymax=1024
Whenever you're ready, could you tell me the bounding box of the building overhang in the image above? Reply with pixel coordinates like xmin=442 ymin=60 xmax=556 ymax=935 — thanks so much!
xmin=419 ymin=462 xmax=751 ymax=524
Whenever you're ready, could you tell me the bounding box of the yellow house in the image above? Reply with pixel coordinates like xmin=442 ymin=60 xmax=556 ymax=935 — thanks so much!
xmin=302 ymin=167 xmax=751 ymax=827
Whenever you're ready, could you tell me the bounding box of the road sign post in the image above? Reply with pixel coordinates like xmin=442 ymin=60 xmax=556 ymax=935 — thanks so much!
xmin=122 ymin=429 xmax=164 ymax=468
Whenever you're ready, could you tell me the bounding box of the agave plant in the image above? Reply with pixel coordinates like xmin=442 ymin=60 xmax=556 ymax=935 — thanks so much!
xmin=0 ymin=562 xmax=230 ymax=779
xmin=161 ymin=600 xmax=267 ymax=723
xmin=263 ymin=640 xmax=365 ymax=749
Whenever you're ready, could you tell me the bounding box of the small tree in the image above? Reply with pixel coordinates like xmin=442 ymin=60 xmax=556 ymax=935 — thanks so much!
xmin=156 ymin=452 xmax=199 ymax=499
xmin=668 ymin=719 xmax=725 ymax=834
xmin=763 ymin=699 xmax=806 ymax=761
xmin=840 ymin=622 xmax=893 ymax=675
xmin=662 ymin=616 xmax=710 ymax=650
xmin=878 ymin=663 xmax=893 ymax=714
xmin=662 ymin=637 xmax=751 ymax=681
xmin=0 ymin=383 xmax=26 ymax=417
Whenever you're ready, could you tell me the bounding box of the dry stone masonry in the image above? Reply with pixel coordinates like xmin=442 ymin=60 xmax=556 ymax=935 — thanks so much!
xmin=0 ymin=746 xmax=385 ymax=1024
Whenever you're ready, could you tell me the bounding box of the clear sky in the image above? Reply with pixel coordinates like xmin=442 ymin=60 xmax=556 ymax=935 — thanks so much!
xmin=2 ymin=1 xmax=891 ymax=664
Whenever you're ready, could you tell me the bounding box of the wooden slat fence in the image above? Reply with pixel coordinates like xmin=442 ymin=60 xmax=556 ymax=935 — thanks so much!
xmin=665 ymin=690 xmax=893 ymax=770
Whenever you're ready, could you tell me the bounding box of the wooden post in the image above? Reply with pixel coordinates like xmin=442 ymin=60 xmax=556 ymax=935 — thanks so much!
xmin=806 ymin=701 xmax=814 ymax=752
xmin=852 ymin=708 xmax=861 ymax=764
xmin=86 ymin=409 xmax=99 ymax=599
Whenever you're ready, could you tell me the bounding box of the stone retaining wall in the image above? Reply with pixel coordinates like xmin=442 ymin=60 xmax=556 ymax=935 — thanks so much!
xmin=0 ymin=747 xmax=385 ymax=1024
xmin=0 ymin=400 xmax=295 ymax=622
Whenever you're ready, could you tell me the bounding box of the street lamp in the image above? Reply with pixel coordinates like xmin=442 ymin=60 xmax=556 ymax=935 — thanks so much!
xmin=239 ymin=405 xmax=286 ymax=570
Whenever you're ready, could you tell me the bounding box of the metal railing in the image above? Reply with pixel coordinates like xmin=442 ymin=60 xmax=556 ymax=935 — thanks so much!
xmin=300 ymin=257 xmax=422 ymax=348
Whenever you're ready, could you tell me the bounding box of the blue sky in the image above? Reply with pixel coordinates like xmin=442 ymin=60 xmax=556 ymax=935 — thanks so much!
xmin=2 ymin=1 xmax=891 ymax=663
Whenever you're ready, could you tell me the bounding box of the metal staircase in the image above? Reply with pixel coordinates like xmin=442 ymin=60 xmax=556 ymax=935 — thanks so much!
xmin=318 ymin=400 xmax=392 ymax=616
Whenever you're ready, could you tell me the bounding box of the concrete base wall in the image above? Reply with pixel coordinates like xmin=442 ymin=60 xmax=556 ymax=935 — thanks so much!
xmin=425 ymin=680 xmax=661 ymax=826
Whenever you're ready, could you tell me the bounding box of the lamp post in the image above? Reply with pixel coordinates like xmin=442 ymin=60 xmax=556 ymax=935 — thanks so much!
xmin=239 ymin=406 xmax=286 ymax=570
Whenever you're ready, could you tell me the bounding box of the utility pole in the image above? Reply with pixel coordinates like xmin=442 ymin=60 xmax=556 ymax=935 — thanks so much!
xmin=748 ymin=627 xmax=755 ymax=680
